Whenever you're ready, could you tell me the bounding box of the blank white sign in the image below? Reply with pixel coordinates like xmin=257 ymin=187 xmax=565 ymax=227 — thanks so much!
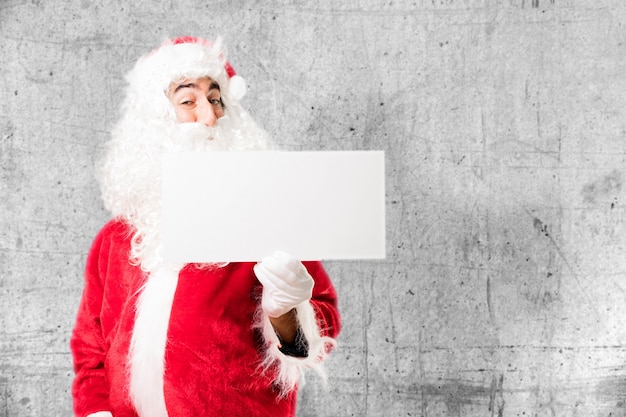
xmin=162 ymin=151 xmax=385 ymax=262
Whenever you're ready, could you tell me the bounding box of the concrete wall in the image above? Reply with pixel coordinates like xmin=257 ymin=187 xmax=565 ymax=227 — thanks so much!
xmin=1 ymin=1 xmax=625 ymax=416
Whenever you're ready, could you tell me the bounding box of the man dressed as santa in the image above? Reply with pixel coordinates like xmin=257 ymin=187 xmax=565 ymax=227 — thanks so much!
xmin=70 ymin=36 xmax=341 ymax=417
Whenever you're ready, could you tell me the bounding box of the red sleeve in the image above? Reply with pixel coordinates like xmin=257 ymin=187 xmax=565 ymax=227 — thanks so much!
xmin=70 ymin=223 xmax=115 ymax=417
xmin=303 ymin=261 xmax=341 ymax=341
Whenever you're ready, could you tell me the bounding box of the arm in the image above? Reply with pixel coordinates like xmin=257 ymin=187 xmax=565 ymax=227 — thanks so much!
xmin=269 ymin=309 xmax=299 ymax=344
xmin=70 ymin=225 xmax=113 ymax=417
xmin=254 ymin=252 xmax=341 ymax=395
xmin=268 ymin=261 xmax=340 ymax=345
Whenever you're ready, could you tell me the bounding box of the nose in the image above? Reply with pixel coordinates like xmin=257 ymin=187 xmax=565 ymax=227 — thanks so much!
xmin=196 ymin=98 xmax=217 ymax=127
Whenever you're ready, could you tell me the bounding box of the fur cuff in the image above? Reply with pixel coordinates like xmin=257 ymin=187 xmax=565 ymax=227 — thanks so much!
xmin=86 ymin=412 xmax=113 ymax=417
xmin=256 ymin=301 xmax=337 ymax=397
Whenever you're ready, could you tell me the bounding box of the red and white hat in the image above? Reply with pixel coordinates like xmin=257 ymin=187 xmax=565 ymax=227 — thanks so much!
xmin=123 ymin=36 xmax=247 ymax=119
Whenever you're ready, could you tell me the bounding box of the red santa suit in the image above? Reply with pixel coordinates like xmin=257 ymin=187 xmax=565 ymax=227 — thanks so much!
xmin=70 ymin=37 xmax=341 ymax=417
xmin=71 ymin=220 xmax=340 ymax=417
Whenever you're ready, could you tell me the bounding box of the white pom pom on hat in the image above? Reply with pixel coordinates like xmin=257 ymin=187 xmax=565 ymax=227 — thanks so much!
xmin=227 ymin=74 xmax=247 ymax=101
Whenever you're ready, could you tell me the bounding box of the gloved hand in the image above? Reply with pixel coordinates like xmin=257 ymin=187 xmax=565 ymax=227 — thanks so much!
xmin=253 ymin=251 xmax=314 ymax=318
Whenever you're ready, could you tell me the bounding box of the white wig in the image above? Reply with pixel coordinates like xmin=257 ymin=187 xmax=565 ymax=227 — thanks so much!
xmin=98 ymin=36 xmax=272 ymax=270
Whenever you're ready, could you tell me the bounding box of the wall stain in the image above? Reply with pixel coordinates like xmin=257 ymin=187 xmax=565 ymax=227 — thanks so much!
xmin=522 ymin=0 xmax=556 ymax=8
xmin=1 ymin=120 xmax=18 ymax=173
xmin=489 ymin=374 xmax=505 ymax=417
xmin=595 ymin=375 xmax=626 ymax=406
xmin=532 ymin=217 xmax=550 ymax=238
xmin=422 ymin=376 xmax=504 ymax=416
xmin=1 ymin=379 xmax=8 ymax=417
xmin=582 ymin=169 xmax=623 ymax=205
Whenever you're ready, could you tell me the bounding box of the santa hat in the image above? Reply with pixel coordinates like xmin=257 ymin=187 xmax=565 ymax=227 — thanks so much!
xmin=122 ymin=36 xmax=247 ymax=121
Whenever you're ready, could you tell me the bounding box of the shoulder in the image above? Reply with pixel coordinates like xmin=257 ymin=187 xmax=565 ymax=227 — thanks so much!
xmin=84 ymin=219 xmax=137 ymax=285
xmin=87 ymin=218 xmax=134 ymax=260
xmin=100 ymin=217 xmax=133 ymax=237
xmin=93 ymin=218 xmax=133 ymax=245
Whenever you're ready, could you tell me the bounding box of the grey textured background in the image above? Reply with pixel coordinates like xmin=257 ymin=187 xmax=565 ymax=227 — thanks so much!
xmin=2 ymin=1 xmax=626 ymax=416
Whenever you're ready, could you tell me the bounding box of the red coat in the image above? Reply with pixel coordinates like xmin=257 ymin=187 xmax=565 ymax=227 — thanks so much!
xmin=70 ymin=220 xmax=341 ymax=417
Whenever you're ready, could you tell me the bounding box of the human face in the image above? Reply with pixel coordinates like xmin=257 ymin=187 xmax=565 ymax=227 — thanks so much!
xmin=167 ymin=77 xmax=224 ymax=126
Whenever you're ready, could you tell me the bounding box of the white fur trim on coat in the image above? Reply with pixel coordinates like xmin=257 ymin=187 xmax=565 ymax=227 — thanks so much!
xmin=129 ymin=264 xmax=181 ymax=417
xmin=256 ymin=300 xmax=337 ymax=397
xmin=86 ymin=412 xmax=113 ymax=417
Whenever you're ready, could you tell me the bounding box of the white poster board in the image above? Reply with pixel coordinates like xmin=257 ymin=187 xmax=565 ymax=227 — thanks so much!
xmin=162 ymin=151 xmax=385 ymax=262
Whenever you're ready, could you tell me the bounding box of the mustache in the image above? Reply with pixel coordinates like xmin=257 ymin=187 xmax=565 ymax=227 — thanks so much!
xmin=166 ymin=122 xmax=233 ymax=152
xmin=175 ymin=123 xmax=216 ymax=142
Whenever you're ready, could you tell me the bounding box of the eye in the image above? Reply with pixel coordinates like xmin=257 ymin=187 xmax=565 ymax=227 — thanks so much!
xmin=180 ymin=100 xmax=194 ymax=106
xmin=208 ymin=97 xmax=225 ymax=111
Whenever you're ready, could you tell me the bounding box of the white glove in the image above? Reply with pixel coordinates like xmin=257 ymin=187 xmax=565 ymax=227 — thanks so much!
xmin=254 ymin=251 xmax=314 ymax=318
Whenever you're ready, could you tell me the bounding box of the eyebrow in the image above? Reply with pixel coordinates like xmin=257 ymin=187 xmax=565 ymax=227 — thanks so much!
xmin=173 ymin=81 xmax=221 ymax=94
